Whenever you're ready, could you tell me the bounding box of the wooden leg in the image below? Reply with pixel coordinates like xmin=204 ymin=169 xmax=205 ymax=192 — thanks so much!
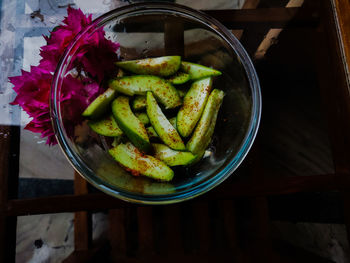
xmin=137 ymin=206 xmax=155 ymax=256
xmin=193 ymin=202 xmax=211 ymax=254
xmin=0 ymin=215 xmax=17 ymax=262
xmin=164 ymin=20 xmax=184 ymax=56
xmin=109 ymin=208 xmax=127 ymax=261
xmin=73 ymin=172 xmax=92 ymax=251
xmin=0 ymin=125 xmax=20 ymax=262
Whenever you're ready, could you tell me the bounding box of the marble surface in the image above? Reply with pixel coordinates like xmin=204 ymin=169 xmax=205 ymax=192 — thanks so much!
xmin=16 ymin=212 xmax=108 ymax=262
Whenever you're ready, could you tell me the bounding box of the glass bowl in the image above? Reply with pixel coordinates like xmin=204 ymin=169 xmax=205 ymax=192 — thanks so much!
xmin=50 ymin=2 xmax=261 ymax=204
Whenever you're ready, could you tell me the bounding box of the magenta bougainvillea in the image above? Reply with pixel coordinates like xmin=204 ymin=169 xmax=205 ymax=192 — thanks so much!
xmin=9 ymin=6 xmax=119 ymax=145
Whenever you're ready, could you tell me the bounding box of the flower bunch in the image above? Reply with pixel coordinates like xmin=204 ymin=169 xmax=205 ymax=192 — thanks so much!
xmin=9 ymin=6 xmax=119 ymax=145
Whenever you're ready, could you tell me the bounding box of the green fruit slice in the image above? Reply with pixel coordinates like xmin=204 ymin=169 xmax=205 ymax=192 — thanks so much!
xmin=169 ymin=117 xmax=177 ymax=129
xmin=181 ymin=61 xmax=221 ymax=80
xmin=187 ymin=89 xmax=225 ymax=154
xmin=177 ymin=77 xmax=213 ymax=137
xmin=82 ymin=88 xmax=116 ymax=119
xmin=88 ymin=114 xmax=123 ymax=137
xmin=152 ymin=143 xmax=197 ymax=166
xmin=132 ymin=95 xmax=146 ymax=111
xmin=146 ymin=126 xmax=159 ymax=139
xmin=112 ymin=135 xmax=123 ymax=147
xmin=146 ymin=91 xmax=185 ymax=151
xmin=115 ymin=56 xmax=181 ymax=77
xmin=108 ymin=75 xmax=150 ymax=96
xmin=168 ymin=72 xmax=190 ymax=85
xmin=177 ymin=89 xmax=187 ymax=98
xmin=109 ymin=142 xmax=174 ymax=181
xmin=135 ymin=112 xmax=150 ymax=126
xmin=109 ymin=75 xmax=181 ymax=109
xmin=112 ymin=96 xmax=151 ymax=153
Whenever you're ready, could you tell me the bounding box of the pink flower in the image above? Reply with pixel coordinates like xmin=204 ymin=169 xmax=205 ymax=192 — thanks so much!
xmin=9 ymin=66 xmax=56 ymax=145
xmin=9 ymin=6 xmax=120 ymax=145
xmin=39 ymin=6 xmax=119 ymax=82
xmin=39 ymin=6 xmax=93 ymax=72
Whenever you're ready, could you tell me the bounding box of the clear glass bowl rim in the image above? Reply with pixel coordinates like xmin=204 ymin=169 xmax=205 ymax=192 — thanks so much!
xmin=50 ymin=2 xmax=262 ymax=204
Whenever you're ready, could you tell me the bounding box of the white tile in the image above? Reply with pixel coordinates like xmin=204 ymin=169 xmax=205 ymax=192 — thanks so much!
xmin=25 ymin=0 xmax=39 ymax=14
xmin=74 ymin=0 xmax=111 ymax=14
xmin=19 ymin=129 xmax=74 ymax=180
xmin=23 ymin=37 xmax=46 ymax=71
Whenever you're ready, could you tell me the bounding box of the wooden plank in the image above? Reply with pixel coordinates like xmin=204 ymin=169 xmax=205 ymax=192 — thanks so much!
xmin=109 ymin=209 xmax=127 ymax=260
xmin=5 ymin=172 xmax=350 ymax=216
xmin=313 ymin=0 xmax=350 ymax=249
xmin=74 ymin=172 xmax=92 ymax=251
xmin=137 ymin=206 xmax=155 ymax=255
xmin=4 ymin=193 xmax=128 ymax=216
xmin=315 ymin=0 xmax=350 ymax=174
xmin=206 ymin=6 xmax=319 ymax=29
xmin=0 ymin=125 xmax=20 ymax=263
xmin=333 ymin=0 xmax=350 ymax=85
xmin=164 ymin=20 xmax=184 ymax=56
xmin=193 ymin=202 xmax=211 ymax=254
xmin=163 ymin=205 xmax=183 ymax=255
xmin=239 ymin=0 xmax=290 ymax=56
xmin=113 ymin=8 xmax=319 ymax=33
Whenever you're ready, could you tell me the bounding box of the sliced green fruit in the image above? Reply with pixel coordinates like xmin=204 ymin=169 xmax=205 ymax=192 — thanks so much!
xmin=112 ymin=135 xmax=123 ymax=147
xmin=115 ymin=56 xmax=181 ymax=77
xmin=177 ymin=89 xmax=187 ymax=98
xmin=169 ymin=117 xmax=177 ymax=129
xmin=146 ymin=92 xmax=185 ymax=151
xmin=177 ymin=77 xmax=213 ymax=137
xmin=152 ymin=143 xmax=197 ymax=166
xmin=187 ymin=89 xmax=225 ymax=154
xmin=135 ymin=112 xmax=150 ymax=126
xmin=88 ymin=114 xmax=123 ymax=137
xmin=109 ymin=75 xmax=150 ymax=96
xmin=132 ymin=95 xmax=146 ymax=111
xmin=109 ymin=142 xmax=174 ymax=181
xmin=168 ymin=72 xmax=190 ymax=85
xmin=109 ymin=75 xmax=181 ymax=109
xmin=82 ymin=88 xmax=116 ymax=119
xmin=146 ymin=126 xmax=159 ymax=138
xmin=112 ymin=96 xmax=151 ymax=153
xmin=181 ymin=61 xmax=222 ymax=80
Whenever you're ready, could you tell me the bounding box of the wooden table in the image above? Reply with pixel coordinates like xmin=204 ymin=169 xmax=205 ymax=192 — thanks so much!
xmin=1 ymin=0 xmax=350 ymax=262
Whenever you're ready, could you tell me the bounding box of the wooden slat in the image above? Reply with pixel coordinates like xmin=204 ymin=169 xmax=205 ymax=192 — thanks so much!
xmin=4 ymin=172 xmax=350 ymax=216
xmin=206 ymin=6 xmax=319 ymax=29
xmin=219 ymin=200 xmax=248 ymax=262
xmin=113 ymin=7 xmax=319 ymax=33
xmin=164 ymin=20 xmax=184 ymax=56
xmin=109 ymin=209 xmax=127 ymax=260
xmin=0 ymin=125 xmax=20 ymax=263
xmin=239 ymin=0 xmax=289 ymax=56
xmin=315 ymin=0 xmax=350 ymax=174
xmin=73 ymin=172 xmax=92 ymax=251
xmin=193 ymin=202 xmax=211 ymax=253
xmin=333 ymin=0 xmax=350 ymax=84
xmin=220 ymin=200 xmax=238 ymax=249
xmin=163 ymin=205 xmax=183 ymax=255
xmin=316 ymin=0 xmax=350 ymax=247
xmin=137 ymin=206 xmax=155 ymax=255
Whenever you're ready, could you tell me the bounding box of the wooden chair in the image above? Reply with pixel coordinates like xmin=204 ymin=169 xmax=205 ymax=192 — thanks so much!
xmin=1 ymin=0 xmax=349 ymax=262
